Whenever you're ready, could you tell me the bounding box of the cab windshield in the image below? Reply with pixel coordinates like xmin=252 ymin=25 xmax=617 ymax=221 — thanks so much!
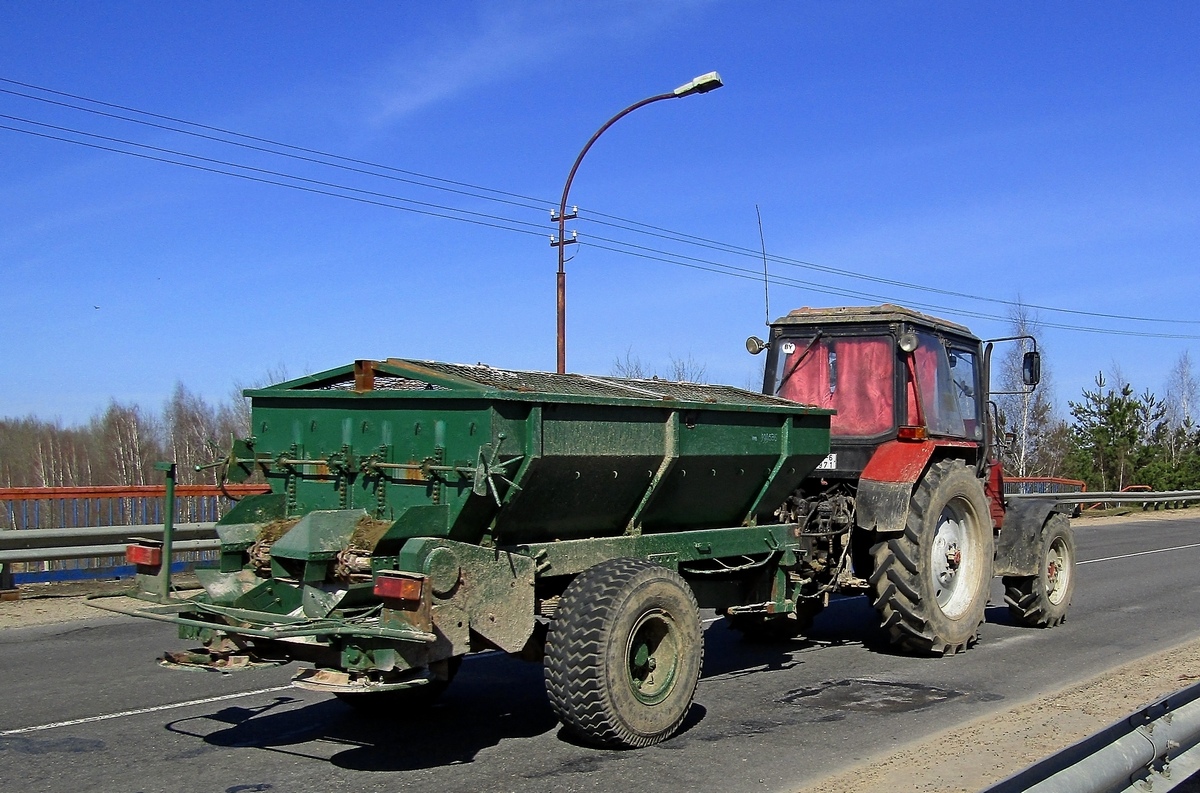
xmin=773 ymin=335 xmax=895 ymax=437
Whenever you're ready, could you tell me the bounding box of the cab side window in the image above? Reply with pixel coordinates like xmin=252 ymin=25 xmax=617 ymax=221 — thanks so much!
xmin=909 ymin=332 xmax=977 ymax=439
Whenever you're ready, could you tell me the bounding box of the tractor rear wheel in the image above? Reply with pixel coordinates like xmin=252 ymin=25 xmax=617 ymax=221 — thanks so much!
xmin=544 ymin=558 xmax=703 ymax=748
xmin=868 ymin=460 xmax=994 ymax=655
xmin=1003 ymin=513 xmax=1075 ymax=627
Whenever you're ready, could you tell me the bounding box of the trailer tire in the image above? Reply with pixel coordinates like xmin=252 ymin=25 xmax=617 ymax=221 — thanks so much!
xmin=1003 ymin=513 xmax=1075 ymax=628
xmin=868 ymin=459 xmax=993 ymax=655
xmin=334 ymin=658 xmax=461 ymax=712
xmin=544 ymin=558 xmax=702 ymax=748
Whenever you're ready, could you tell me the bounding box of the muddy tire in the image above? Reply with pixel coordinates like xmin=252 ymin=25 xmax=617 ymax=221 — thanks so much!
xmin=335 ymin=658 xmax=460 ymax=712
xmin=1003 ymin=513 xmax=1075 ymax=627
xmin=868 ymin=460 xmax=994 ymax=655
xmin=544 ymin=558 xmax=703 ymax=748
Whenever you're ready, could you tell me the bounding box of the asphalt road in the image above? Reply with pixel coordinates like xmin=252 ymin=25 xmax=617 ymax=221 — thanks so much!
xmin=3 ymin=515 xmax=1199 ymax=793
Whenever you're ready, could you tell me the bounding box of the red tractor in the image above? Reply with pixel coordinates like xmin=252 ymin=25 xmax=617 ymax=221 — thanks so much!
xmin=746 ymin=304 xmax=1075 ymax=654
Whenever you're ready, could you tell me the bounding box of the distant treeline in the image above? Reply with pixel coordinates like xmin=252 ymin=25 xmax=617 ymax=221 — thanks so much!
xmin=2 ymin=347 xmax=1199 ymax=494
xmin=988 ymin=337 xmax=1198 ymax=492
xmin=1055 ymin=369 xmax=1200 ymax=493
xmin=0 ymin=383 xmax=249 ymax=488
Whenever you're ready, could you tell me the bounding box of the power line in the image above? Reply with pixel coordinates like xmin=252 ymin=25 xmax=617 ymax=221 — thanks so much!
xmin=5 ymin=75 xmax=1195 ymax=329
xmin=576 ymin=210 xmax=1200 ymax=326
xmin=0 ymin=123 xmax=546 ymax=239
xmin=582 ymin=237 xmax=1200 ymax=339
xmin=0 ymin=77 xmax=550 ymax=212
xmin=3 ymin=75 xmax=1196 ymax=336
xmin=8 ymin=115 xmax=1198 ymax=340
xmin=0 ymin=113 xmax=549 ymax=233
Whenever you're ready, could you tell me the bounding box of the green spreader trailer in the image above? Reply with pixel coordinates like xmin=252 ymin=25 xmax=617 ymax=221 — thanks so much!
xmin=97 ymin=358 xmax=834 ymax=748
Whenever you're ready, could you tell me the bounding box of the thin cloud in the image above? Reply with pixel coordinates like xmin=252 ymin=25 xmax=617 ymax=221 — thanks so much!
xmin=362 ymin=2 xmax=711 ymax=129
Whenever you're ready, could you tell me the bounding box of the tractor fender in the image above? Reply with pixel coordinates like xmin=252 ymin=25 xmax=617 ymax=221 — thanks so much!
xmin=855 ymin=439 xmax=977 ymax=535
xmin=995 ymin=498 xmax=1070 ymax=576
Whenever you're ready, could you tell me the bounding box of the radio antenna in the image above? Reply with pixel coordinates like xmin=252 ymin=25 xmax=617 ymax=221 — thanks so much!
xmin=755 ymin=204 xmax=771 ymax=326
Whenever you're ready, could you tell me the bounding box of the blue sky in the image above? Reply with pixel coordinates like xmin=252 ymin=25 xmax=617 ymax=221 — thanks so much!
xmin=2 ymin=2 xmax=1198 ymax=423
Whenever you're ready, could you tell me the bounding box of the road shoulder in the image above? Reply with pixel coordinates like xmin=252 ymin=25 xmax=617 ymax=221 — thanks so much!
xmin=795 ymin=629 xmax=1200 ymax=792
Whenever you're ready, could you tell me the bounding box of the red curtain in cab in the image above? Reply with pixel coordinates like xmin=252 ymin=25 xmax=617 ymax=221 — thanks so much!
xmin=779 ymin=337 xmax=894 ymax=436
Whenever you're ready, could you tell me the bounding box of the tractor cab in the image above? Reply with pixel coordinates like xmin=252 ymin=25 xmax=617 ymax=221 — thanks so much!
xmin=750 ymin=305 xmax=987 ymax=477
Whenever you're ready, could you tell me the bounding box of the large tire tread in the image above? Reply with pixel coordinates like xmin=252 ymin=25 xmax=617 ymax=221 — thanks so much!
xmin=868 ymin=460 xmax=993 ymax=656
xmin=544 ymin=558 xmax=701 ymax=749
xmin=1003 ymin=514 xmax=1075 ymax=628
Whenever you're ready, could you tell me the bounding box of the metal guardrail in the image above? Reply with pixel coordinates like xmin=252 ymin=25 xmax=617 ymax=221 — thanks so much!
xmin=0 ymin=521 xmax=221 ymax=590
xmin=0 ymin=522 xmax=218 ymax=564
xmin=0 ymin=482 xmax=266 ymax=589
xmin=1004 ymin=477 xmax=1087 ymax=496
xmin=986 ymin=678 xmax=1200 ymax=792
xmin=1008 ymin=489 xmax=1200 ymax=507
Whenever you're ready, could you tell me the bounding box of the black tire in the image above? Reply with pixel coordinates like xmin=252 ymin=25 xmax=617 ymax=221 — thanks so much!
xmin=335 ymin=657 xmax=460 ymax=712
xmin=868 ymin=460 xmax=994 ymax=655
xmin=544 ymin=558 xmax=703 ymax=748
xmin=1003 ymin=513 xmax=1075 ymax=627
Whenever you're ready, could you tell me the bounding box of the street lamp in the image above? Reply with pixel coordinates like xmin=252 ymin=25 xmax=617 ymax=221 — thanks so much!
xmin=552 ymin=71 xmax=724 ymax=374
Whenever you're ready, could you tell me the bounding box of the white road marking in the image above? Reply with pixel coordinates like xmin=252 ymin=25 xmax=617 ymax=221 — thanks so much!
xmin=703 ymin=616 xmax=723 ymax=624
xmin=1080 ymin=541 xmax=1200 ymax=566
xmin=0 ymin=685 xmax=293 ymax=736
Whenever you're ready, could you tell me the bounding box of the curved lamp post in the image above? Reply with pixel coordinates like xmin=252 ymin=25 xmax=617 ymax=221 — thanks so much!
xmin=553 ymin=71 xmax=723 ymax=374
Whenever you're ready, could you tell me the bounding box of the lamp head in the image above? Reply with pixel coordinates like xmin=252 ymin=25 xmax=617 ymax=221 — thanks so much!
xmin=674 ymin=71 xmax=724 ymax=97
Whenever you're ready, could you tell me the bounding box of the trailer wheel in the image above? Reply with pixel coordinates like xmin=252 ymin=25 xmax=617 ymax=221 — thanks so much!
xmin=544 ymin=558 xmax=702 ymax=748
xmin=1003 ymin=513 xmax=1075 ymax=627
xmin=334 ymin=658 xmax=461 ymax=712
xmin=868 ymin=459 xmax=993 ymax=655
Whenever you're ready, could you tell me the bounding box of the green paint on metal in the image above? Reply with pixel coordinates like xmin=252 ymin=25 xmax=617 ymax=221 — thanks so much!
xmin=398 ymin=537 xmax=536 ymax=653
xmin=302 ymin=584 xmax=346 ymax=618
xmin=112 ymin=358 xmax=834 ymax=685
xmin=234 ymin=577 xmax=303 ymax=615
xmin=508 ymin=524 xmax=800 ymax=580
xmin=218 ymin=491 xmax=286 ymax=526
xmin=272 ymin=509 xmax=367 ymax=560
xmin=625 ymin=410 xmax=680 ymax=534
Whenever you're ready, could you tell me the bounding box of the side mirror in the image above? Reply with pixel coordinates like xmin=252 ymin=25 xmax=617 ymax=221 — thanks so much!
xmin=1004 ymin=431 xmax=1017 ymax=449
xmin=1022 ymin=350 xmax=1041 ymax=387
xmin=746 ymin=336 xmax=768 ymax=355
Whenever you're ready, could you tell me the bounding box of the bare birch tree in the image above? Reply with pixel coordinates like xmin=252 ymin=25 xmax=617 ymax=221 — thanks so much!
xmin=92 ymin=402 xmax=161 ymax=486
xmin=1164 ymin=351 xmax=1198 ymax=465
xmin=995 ymin=302 xmax=1060 ymax=477
xmin=611 ymin=349 xmax=707 ymax=383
